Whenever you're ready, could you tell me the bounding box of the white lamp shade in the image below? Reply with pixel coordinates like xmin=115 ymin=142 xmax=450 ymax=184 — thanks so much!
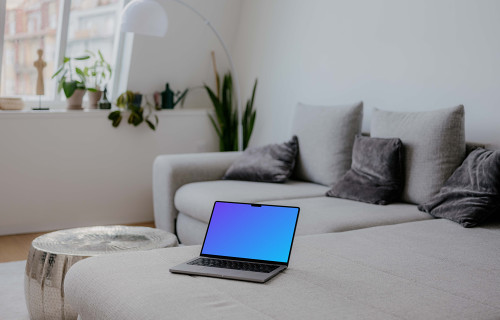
xmin=121 ymin=0 xmax=168 ymax=37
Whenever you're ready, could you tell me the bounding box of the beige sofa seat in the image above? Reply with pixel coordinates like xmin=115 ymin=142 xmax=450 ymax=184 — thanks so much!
xmin=174 ymin=180 xmax=329 ymax=223
xmin=65 ymin=219 xmax=500 ymax=320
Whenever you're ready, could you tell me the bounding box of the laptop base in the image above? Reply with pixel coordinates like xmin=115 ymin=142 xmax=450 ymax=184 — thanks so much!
xmin=170 ymin=258 xmax=286 ymax=283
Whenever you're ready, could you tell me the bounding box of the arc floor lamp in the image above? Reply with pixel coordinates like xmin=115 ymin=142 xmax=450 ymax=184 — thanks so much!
xmin=121 ymin=0 xmax=243 ymax=151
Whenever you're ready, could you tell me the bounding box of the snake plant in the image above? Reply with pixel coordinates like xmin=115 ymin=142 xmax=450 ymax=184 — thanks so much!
xmin=205 ymin=73 xmax=258 ymax=151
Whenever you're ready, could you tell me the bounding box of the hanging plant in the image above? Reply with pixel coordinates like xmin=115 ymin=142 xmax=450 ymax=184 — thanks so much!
xmin=108 ymin=91 xmax=158 ymax=131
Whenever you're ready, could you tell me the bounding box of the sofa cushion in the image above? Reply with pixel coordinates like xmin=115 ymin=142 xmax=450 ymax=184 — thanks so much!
xmin=223 ymin=136 xmax=298 ymax=183
xmin=327 ymin=135 xmax=404 ymax=205
xmin=260 ymin=197 xmax=431 ymax=236
xmin=371 ymin=105 xmax=465 ymax=204
xmin=174 ymin=180 xmax=329 ymax=223
xmin=418 ymin=148 xmax=500 ymax=227
xmin=291 ymin=101 xmax=363 ymax=186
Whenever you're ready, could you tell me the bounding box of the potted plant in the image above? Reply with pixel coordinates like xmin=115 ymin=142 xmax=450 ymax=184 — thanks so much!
xmin=85 ymin=50 xmax=112 ymax=109
xmin=108 ymin=91 xmax=158 ymax=130
xmin=205 ymin=72 xmax=258 ymax=151
xmin=52 ymin=55 xmax=90 ymax=110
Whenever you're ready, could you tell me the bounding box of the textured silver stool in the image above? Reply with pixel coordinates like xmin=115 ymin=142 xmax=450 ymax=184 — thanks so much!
xmin=24 ymin=225 xmax=178 ymax=320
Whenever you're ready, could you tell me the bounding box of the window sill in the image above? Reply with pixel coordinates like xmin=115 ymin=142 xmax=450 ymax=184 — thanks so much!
xmin=0 ymin=108 xmax=212 ymax=119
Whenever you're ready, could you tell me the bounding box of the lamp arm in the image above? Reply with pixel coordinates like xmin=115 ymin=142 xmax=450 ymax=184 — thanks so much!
xmin=170 ymin=0 xmax=243 ymax=151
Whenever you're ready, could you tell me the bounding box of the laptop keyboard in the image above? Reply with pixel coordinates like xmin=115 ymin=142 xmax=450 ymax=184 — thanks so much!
xmin=188 ymin=258 xmax=280 ymax=273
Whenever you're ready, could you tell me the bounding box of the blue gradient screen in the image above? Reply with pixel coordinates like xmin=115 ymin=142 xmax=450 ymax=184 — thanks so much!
xmin=201 ymin=202 xmax=299 ymax=263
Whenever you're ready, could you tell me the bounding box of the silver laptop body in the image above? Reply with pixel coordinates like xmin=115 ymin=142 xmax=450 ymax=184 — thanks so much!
xmin=170 ymin=201 xmax=300 ymax=283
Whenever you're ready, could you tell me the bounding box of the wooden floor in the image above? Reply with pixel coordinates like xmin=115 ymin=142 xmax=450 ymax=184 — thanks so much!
xmin=0 ymin=222 xmax=155 ymax=263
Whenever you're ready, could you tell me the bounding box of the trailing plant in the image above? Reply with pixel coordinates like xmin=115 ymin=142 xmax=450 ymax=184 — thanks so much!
xmin=84 ymin=50 xmax=112 ymax=92
xmin=108 ymin=91 xmax=158 ymax=131
xmin=205 ymin=72 xmax=238 ymax=152
xmin=242 ymin=79 xmax=257 ymax=149
xmin=52 ymin=55 xmax=90 ymax=98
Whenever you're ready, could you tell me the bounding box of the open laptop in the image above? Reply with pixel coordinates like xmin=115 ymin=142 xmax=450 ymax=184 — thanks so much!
xmin=170 ymin=201 xmax=300 ymax=283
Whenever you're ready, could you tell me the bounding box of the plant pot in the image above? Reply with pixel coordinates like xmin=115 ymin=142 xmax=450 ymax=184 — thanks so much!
xmin=67 ymin=89 xmax=86 ymax=110
xmin=88 ymin=90 xmax=102 ymax=109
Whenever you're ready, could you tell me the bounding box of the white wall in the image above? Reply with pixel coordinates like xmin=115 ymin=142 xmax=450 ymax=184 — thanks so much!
xmin=126 ymin=0 xmax=243 ymax=109
xmin=233 ymin=0 xmax=500 ymax=147
xmin=0 ymin=110 xmax=217 ymax=236
xmin=0 ymin=0 xmax=244 ymax=235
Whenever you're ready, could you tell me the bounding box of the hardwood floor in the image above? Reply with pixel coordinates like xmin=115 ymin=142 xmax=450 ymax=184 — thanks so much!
xmin=0 ymin=222 xmax=155 ymax=263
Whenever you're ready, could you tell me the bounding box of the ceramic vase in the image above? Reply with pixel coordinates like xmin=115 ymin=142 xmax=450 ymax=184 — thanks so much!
xmin=88 ymin=90 xmax=102 ymax=109
xmin=67 ymin=89 xmax=86 ymax=110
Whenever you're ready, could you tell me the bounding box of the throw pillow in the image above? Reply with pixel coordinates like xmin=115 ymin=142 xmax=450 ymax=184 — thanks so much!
xmin=291 ymin=102 xmax=363 ymax=186
xmin=418 ymin=148 xmax=500 ymax=227
xmin=371 ymin=105 xmax=465 ymax=204
xmin=326 ymin=135 xmax=404 ymax=205
xmin=222 ymin=136 xmax=298 ymax=183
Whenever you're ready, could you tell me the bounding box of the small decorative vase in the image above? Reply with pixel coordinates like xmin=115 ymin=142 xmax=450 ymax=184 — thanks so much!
xmin=87 ymin=89 xmax=102 ymax=109
xmin=67 ymin=89 xmax=86 ymax=110
xmin=98 ymin=87 xmax=112 ymax=109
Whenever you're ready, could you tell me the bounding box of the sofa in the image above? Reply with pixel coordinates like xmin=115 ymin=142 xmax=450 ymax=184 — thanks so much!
xmin=65 ymin=102 xmax=500 ymax=319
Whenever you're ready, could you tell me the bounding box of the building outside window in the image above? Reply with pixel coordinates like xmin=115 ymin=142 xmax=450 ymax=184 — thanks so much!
xmin=0 ymin=0 xmax=122 ymax=103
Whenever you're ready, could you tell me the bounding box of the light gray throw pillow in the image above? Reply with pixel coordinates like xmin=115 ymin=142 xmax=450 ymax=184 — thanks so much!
xmin=371 ymin=105 xmax=465 ymax=204
xmin=223 ymin=136 xmax=298 ymax=183
xmin=291 ymin=102 xmax=363 ymax=186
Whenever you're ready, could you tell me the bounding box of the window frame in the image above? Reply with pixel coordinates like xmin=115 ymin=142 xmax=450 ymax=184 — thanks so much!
xmin=0 ymin=0 xmax=129 ymax=107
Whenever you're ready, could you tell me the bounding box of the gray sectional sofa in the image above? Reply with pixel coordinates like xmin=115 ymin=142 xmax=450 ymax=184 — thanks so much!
xmin=152 ymin=102 xmax=466 ymax=245
xmin=152 ymin=151 xmax=431 ymax=245
xmin=65 ymin=103 xmax=500 ymax=319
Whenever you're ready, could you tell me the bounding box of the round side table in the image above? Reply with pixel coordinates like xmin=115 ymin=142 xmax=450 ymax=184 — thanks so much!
xmin=24 ymin=225 xmax=178 ymax=320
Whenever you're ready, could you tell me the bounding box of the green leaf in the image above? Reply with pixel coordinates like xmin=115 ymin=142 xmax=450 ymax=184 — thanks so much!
xmin=112 ymin=114 xmax=122 ymax=127
xmin=208 ymin=114 xmax=222 ymax=138
xmin=57 ymin=77 xmax=64 ymax=93
xmin=145 ymin=119 xmax=156 ymax=131
xmin=74 ymin=55 xmax=90 ymax=60
xmin=63 ymin=57 xmax=70 ymax=63
xmin=108 ymin=110 xmax=121 ymax=120
xmin=98 ymin=50 xmax=105 ymax=62
xmin=75 ymin=67 xmax=85 ymax=82
xmin=62 ymin=81 xmax=77 ymax=98
xmin=52 ymin=66 xmax=64 ymax=79
xmin=87 ymin=88 xmax=97 ymax=92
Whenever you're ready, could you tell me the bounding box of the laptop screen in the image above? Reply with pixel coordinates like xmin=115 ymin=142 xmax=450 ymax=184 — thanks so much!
xmin=200 ymin=201 xmax=300 ymax=264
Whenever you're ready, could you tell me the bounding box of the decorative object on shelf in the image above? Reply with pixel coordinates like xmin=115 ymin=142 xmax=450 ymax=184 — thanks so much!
xmin=33 ymin=49 xmax=49 ymax=110
xmin=120 ymin=0 xmax=244 ymax=150
xmin=98 ymin=87 xmax=112 ymax=109
xmin=160 ymin=83 xmax=189 ymax=109
xmin=85 ymin=50 xmax=112 ymax=109
xmin=108 ymin=91 xmax=158 ymax=130
xmin=52 ymin=54 xmax=90 ymax=110
xmin=0 ymin=97 xmax=25 ymax=110
xmin=205 ymin=54 xmax=258 ymax=151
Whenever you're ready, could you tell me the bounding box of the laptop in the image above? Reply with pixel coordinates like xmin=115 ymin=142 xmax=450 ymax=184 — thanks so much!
xmin=170 ymin=201 xmax=300 ymax=283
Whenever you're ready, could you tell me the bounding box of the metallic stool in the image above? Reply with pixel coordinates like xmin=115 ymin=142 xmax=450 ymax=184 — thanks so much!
xmin=24 ymin=225 xmax=178 ymax=320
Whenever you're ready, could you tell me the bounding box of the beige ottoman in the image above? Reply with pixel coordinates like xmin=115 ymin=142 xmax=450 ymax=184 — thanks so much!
xmin=24 ymin=225 xmax=178 ymax=320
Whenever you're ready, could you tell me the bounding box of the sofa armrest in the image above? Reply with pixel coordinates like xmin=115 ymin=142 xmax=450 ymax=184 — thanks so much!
xmin=153 ymin=152 xmax=242 ymax=233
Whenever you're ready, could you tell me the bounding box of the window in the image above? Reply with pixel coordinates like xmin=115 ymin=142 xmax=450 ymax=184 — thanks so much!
xmin=0 ymin=0 xmax=123 ymax=103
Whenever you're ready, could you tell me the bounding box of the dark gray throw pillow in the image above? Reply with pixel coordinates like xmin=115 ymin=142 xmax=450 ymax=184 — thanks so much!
xmin=222 ymin=136 xmax=298 ymax=183
xmin=418 ymin=148 xmax=500 ymax=227
xmin=326 ymin=135 xmax=403 ymax=205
